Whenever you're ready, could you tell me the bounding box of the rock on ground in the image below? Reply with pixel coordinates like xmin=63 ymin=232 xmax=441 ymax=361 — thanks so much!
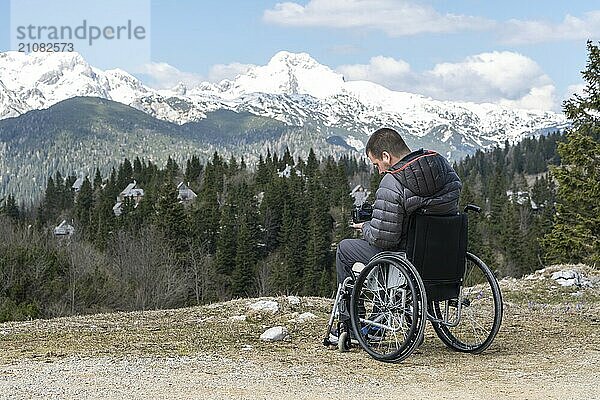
xmin=249 ymin=300 xmax=279 ymax=313
xmin=260 ymin=326 xmax=289 ymax=341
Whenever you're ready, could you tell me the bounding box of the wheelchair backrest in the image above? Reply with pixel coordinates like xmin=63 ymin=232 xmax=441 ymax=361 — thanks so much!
xmin=406 ymin=212 xmax=468 ymax=301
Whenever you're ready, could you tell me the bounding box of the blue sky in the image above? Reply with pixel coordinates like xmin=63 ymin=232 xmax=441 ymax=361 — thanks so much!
xmin=1 ymin=0 xmax=598 ymax=112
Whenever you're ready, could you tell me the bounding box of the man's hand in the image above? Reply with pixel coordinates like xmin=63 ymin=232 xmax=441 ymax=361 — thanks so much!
xmin=350 ymin=222 xmax=364 ymax=230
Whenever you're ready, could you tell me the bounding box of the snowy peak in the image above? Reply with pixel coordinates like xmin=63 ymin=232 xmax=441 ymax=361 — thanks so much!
xmin=222 ymin=51 xmax=345 ymax=98
xmin=0 ymin=51 xmax=151 ymax=111
xmin=104 ymin=68 xmax=149 ymax=104
xmin=0 ymin=51 xmax=95 ymax=90
xmin=0 ymin=79 xmax=28 ymax=119
xmin=0 ymin=50 xmax=568 ymax=160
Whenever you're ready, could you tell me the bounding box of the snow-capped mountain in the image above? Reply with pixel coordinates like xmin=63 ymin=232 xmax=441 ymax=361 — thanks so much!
xmin=0 ymin=80 xmax=28 ymax=119
xmin=0 ymin=50 xmax=568 ymax=159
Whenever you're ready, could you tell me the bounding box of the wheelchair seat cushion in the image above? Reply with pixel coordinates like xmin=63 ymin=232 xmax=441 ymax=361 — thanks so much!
xmin=406 ymin=212 xmax=467 ymax=301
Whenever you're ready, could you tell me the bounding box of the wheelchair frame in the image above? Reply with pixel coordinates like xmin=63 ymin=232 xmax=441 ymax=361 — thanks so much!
xmin=323 ymin=206 xmax=503 ymax=362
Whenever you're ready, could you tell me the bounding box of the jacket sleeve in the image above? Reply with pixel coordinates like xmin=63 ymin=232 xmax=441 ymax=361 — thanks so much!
xmin=362 ymin=174 xmax=404 ymax=250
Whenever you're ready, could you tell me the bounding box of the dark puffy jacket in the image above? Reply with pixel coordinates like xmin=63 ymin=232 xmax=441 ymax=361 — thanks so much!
xmin=362 ymin=149 xmax=462 ymax=250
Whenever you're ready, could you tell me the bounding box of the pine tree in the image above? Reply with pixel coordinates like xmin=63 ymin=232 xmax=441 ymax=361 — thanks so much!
xmin=93 ymin=168 xmax=103 ymax=192
xmin=214 ymin=203 xmax=237 ymax=277
xmin=332 ymin=162 xmax=354 ymax=243
xmin=190 ymin=157 xmax=222 ymax=253
xmin=0 ymin=195 xmax=19 ymax=220
xmin=543 ymin=41 xmax=600 ymax=265
xmin=303 ymin=175 xmax=333 ymax=296
xmin=260 ymin=177 xmax=286 ymax=252
xmin=166 ymin=156 xmax=180 ymax=178
xmin=305 ymin=148 xmax=319 ymax=178
xmin=74 ymin=177 xmax=94 ymax=239
xmin=282 ymin=146 xmax=293 ymax=168
xmin=133 ymin=157 xmax=143 ymax=183
xmin=499 ymin=201 xmax=524 ymax=276
xmin=156 ymin=179 xmax=188 ymax=256
xmin=184 ymin=155 xmax=203 ymax=184
xmin=90 ymin=186 xmax=115 ymax=250
xmin=117 ymin=159 xmax=133 ymax=190
xmin=37 ymin=176 xmax=57 ymax=226
xmin=231 ymin=215 xmax=257 ymax=297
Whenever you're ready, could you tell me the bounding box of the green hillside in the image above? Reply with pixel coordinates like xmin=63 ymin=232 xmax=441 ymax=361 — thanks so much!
xmin=0 ymin=97 xmax=324 ymax=203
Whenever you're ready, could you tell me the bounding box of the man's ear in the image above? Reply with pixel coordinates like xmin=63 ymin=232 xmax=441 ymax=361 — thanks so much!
xmin=381 ymin=151 xmax=391 ymax=162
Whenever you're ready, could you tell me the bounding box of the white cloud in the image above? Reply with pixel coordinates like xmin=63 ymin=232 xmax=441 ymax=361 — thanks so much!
xmin=263 ymin=0 xmax=493 ymax=36
xmin=264 ymin=2 xmax=599 ymax=45
xmin=559 ymin=83 xmax=587 ymax=110
xmin=500 ymin=11 xmax=600 ymax=45
xmin=338 ymin=56 xmax=410 ymax=82
xmin=337 ymin=51 xmax=557 ymax=110
xmin=140 ymin=62 xmax=256 ymax=89
xmin=564 ymin=83 xmax=586 ymax=99
xmin=140 ymin=62 xmax=204 ymax=89
xmin=498 ymin=85 xmax=556 ymax=111
xmin=208 ymin=62 xmax=256 ymax=83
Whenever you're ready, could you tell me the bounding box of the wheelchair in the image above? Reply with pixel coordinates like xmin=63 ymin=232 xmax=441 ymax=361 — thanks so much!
xmin=323 ymin=205 xmax=503 ymax=363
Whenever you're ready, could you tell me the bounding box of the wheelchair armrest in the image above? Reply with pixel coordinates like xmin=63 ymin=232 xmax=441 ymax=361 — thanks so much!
xmin=463 ymin=204 xmax=482 ymax=214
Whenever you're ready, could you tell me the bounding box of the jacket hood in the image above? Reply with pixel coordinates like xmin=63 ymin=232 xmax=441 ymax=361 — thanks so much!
xmin=388 ymin=149 xmax=451 ymax=197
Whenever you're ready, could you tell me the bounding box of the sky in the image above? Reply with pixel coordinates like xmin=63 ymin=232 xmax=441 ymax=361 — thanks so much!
xmin=0 ymin=0 xmax=598 ymax=112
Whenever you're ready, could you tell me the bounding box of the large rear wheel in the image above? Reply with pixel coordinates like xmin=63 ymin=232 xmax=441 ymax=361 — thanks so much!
xmin=430 ymin=252 xmax=503 ymax=353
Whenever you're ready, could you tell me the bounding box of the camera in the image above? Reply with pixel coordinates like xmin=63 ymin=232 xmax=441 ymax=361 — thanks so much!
xmin=352 ymin=202 xmax=373 ymax=223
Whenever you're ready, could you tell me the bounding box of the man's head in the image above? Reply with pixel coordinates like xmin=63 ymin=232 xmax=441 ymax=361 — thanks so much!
xmin=365 ymin=128 xmax=411 ymax=174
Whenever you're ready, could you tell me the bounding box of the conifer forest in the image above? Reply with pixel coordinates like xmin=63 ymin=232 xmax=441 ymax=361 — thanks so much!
xmin=0 ymin=42 xmax=599 ymax=323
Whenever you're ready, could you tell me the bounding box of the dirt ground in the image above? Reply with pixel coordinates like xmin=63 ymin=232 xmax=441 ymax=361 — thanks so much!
xmin=0 ymin=265 xmax=599 ymax=399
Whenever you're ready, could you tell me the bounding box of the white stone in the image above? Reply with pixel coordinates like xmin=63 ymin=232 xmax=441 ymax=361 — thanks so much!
xmin=551 ymin=270 xmax=591 ymax=287
xmin=249 ymin=300 xmax=279 ymax=314
xmin=287 ymin=296 xmax=301 ymax=305
xmin=229 ymin=315 xmax=247 ymax=322
xmin=296 ymin=312 xmax=317 ymax=323
xmin=242 ymin=345 xmax=253 ymax=351
xmin=260 ymin=326 xmax=290 ymax=342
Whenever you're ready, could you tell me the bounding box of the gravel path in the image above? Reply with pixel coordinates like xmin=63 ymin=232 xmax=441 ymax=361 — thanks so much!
xmin=1 ymin=329 xmax=598 ymax=400
xmin=1 ymin=266 xmax=599 ymax=399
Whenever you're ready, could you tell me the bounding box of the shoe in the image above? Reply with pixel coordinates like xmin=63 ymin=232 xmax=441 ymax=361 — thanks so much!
xmin=328 ymin=326 xmax=340 ymax=345
xmin=361 ymin=325 xmax=384 ymax=342
xmin=351 ymin=262 xmax=366 ymax=274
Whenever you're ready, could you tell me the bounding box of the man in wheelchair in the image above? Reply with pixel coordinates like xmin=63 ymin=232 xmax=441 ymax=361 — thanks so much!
xmin=331 ymin=127 xmax=462 ymax=346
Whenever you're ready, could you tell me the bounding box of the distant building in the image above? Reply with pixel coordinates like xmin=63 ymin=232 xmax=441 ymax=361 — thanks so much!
xmin=177 ymin=182 xmax=197 ymax=203
xmin=350 ymin=184 xmax=371 ymax=206
xmin=72 ymin=177 xmax=84 ymax=192
xmin=114 ymin=181 xmax=144 ymax=216
xmin=54 ymin=220 xmax=74 ymax=236
xmin=506 ymin=190 xmax=538 ymax=210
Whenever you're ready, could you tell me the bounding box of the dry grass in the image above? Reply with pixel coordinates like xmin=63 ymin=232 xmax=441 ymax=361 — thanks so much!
xmin=0 ymin=265 xmax=599 ymax=399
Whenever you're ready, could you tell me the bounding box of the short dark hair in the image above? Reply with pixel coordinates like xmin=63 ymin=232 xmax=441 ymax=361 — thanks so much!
xmin=365 ymin=128 xmax=410 ymax=159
